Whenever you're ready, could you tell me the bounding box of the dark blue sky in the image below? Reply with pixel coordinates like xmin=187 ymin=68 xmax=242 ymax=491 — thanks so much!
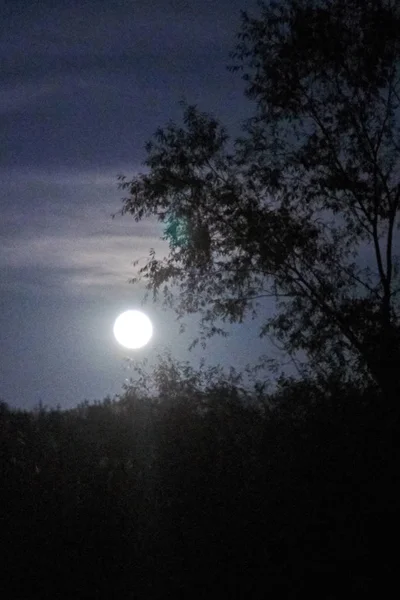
xmin=1 ymin=0 xmax=283 ymax=409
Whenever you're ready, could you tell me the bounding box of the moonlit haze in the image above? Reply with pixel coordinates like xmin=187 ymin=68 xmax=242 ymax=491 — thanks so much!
xmin=0 ymin=0 xmax=266 ymax=409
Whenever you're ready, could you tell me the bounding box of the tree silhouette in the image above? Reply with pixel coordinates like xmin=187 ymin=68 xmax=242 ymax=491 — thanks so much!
xmin=119 ymin=0 xmax=400 ymax=399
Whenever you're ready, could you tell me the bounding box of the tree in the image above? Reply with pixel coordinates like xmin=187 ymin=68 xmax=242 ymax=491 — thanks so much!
xmin=119 ymin=0 xmax=400 ymax=399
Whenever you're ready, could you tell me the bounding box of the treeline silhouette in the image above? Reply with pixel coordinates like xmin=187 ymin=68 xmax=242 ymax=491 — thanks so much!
xmin=1 ymin=373 xmax=398 ymax=598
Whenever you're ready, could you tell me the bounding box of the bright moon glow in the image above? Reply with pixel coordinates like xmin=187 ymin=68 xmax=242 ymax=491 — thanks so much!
xmin=113 ymin=310 xmax=153 ymax=349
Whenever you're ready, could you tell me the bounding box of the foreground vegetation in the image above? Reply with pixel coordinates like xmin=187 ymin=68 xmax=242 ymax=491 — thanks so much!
xmin=1 ymin=363 xmax=398 ymax=598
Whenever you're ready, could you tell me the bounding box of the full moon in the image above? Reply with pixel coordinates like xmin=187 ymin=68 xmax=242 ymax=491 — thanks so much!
xmin=113 ymin=310 xmax=153 ymax=349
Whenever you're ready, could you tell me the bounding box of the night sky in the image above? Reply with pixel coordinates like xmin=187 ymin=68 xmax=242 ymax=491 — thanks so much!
xmin=1 ymin=0 xmax=282 ymax=409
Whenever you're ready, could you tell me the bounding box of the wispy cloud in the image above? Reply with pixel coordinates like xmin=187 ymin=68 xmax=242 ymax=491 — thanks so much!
xmin=1 ymin=168 xmax=167 ymax=297
xmin=0 ymin=74 xmax=103 ymax=114
xmin=1 ymin=232 xmax=167 ymax=294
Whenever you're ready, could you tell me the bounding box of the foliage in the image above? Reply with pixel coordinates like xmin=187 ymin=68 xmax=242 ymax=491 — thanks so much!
xmin=1 ymin=365 xmax=397 ymax=597
xmin=119 ymin=0 xmax=400 ymax=395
